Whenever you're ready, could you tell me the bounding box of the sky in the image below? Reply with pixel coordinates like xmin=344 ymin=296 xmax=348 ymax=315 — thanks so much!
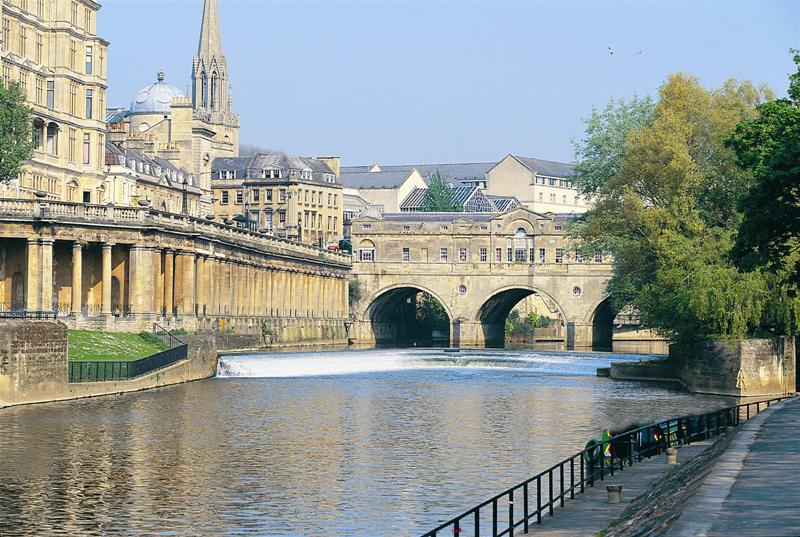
xmin=99 ymin=0 xmax=800 ymax=166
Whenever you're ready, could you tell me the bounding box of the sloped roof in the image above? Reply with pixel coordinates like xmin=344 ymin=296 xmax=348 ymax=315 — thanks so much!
xmin=400 ymin=186 xmax=486 ymax=211
xmin=106 ymin=142 xmax=196 ymax=187
xmin=379 ymin=212 xmax=494 ymax=222
xmin=339 ymin=170 xmax=416 ymax=189
xmin=341 ymin=162 xmax=494 ymax=187
xmin=511 ymin=155 xmax=574 ymax=178
xmin=211 ymin=154 xmax=336 ymax=183
xmin=487 ymin=195 xmax=521 ymax=212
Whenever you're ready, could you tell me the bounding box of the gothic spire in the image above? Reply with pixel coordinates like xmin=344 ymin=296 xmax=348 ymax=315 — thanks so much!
xmin=198 ymin=0 xmax=223 ymax=59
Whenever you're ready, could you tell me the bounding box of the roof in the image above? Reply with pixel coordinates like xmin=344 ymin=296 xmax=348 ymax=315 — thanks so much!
xmin=339 ymin=170 xmax=416 ymax=189
xmin=400 ymin=186 xmax=486 ymax=211
xmin=130 ymin=71 xmax=185 ymax=114
xmin=487 ymin=195 xmax=521 ymax=212
xmin=378 ymin=212 xmax=494 ymax=223
xmin=511 ymin=155 xmax=574 ymax=178
xmin=341 ymin=162 xmax=494 ymax=187
xmin=343 ymin=193 xmax=372 ymax=210
xmin=211 ymin=154 xmax=337 ymax=184
xmin=106 ymin=142 xmax=196 ymax=187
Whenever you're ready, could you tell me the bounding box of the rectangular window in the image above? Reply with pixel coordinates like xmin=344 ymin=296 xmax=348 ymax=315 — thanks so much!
xmin=35 ymin=32 xmax=42 ymax=64
xmin=555 ymin=248 xmax=564 ymax=264
xmin=479 ymin=247 xmax=487 ymax=262
xmin=594 ymin=253 xmax=604 ymax=264
xmin=220 ymin=191 xmax=229 ymax=204
xmin=252 ymin=189 xmax=260 ymax=202
xmin=69 ymin=82 xmax=77 ymax=115
xmin=554 ymin=225 xmax=563 ymax=231
xmin=70 ymin=2 xmax=78 ymax=26
xmin=68 ymin=128 xmax=76 ymax=162
xmin=402 ymin=225 xmax=411 ymax=233
xmin=69 ymin=40 xmax=76 ymax=70
xmin=402 ymin=248 xmax=410 ymax=262
xmin=362 ymin=223 xmax=371 ymax=230
xmin=85 ymin=89 xmax=93 ymax=119
xmin=85 ymin=46 xmax=93 ymax=75
xmin=440 ymin=248 xmax=448 ymax=262
xmin=279 ymin=212 xmax=286 ymax=226
xmin=495 ymin=247 xmax=502 ymax=262
xmin=18 ymin=26 xmax=26 ymax=57
xmin=235 ymin=191 xmax=243 ymax=204
xmin=266 ymin=189 xmax=273 ymax=202
xmin=576 ymin=252 xmax=585 ymax=263
xmin=82 ymin=133 xmax=90 ymax=165
xmin=327 ymin=216 xmax=332 ymax=230
xmin=530 ymin=248 xmax=536 ymax=263
xmin=328 ymin=193 xmax=332 ymax=206
xmin=279 ymin=189 xmax=287 ymax=202
xmin=507 ymin=248 xmax=513 ymax=262
xmin=333 ymin=194 xmax=338 ymax=207
xmin=515 ymin=248 xmax=526 ymax=262
xmin=548 ymin=178 xmax=557 ymax=186
xmin=550 ymin=193 xmax=556 ymax=202
xmin=459 ymin=247 xmax=468 ymax=262
xmin=1 ymin=19 xmax=9 ymax=53
xmin=35 ymin=75 xmax=43 ymax=104
xmin=333 ymin=216 xmax=337 ymax=230
xmin=539 ymin=248 xmax=546 ymax=263
xmin=46 ymin=80 xmax=54 ymax=108
xmin=359 ymin=249 xmax=375 ymax=262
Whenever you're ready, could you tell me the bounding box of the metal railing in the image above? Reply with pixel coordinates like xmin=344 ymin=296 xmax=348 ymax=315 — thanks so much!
xmin=419 ymin=395 xmax=795 ymax=537
xmin=152 ymin=322 xmax=184 ymax=349
xmin=68 ymin=344 xmax=188 ymax=383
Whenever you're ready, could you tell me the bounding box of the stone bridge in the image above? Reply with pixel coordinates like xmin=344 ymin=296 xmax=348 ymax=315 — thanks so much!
xmin=0 ymin=198 xmax=351 ymax=344
xmin=349 ymin=209 xmax=616 ymax=348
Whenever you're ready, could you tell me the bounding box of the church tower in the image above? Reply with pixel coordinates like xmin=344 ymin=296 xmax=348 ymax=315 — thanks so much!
xmin=192 ymin=0 xmax=231 ymax=115
xmin=190 ymin=0 xmax=240 ymax=209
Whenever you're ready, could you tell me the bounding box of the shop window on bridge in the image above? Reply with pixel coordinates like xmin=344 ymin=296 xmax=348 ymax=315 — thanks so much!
xmin=359 ymin=249 xmax=375 ymax=262
xmin=440 ymin=248 xmax=448 ymax=262
xmin=529 ymin=248 xmax=535 ymax=263
xmin=513 ymin=228 xmax=528 ymax=262
xmin=539 ymin=248 xmax=546 ymax=263
xmin=594 ymin=253 xmax=604 ymax=263
xmin=479 ymin=247 xmax=487 ymax=262
xmin=402 ymin=248 xmax=410 ymax=262
xmin=507 ymin=248 xmax=513 ymax=262
xmin=555 ymin=248 xmax=564 ymax=264
xmin=576 ymin=252 xmax=585 ymax=263
xmin=495 ymin=248 xmax=502 ymax=262
xmin=459 ymin=248 xmax=468 ymax=262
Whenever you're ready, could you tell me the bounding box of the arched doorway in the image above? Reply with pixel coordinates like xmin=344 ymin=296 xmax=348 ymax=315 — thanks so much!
xmin=111 ymin=276 xmax=121 ymax=316
xmin=11 ymin=271 xmax=24 ymax=311
xmin=365 ymin=286 xmax=452 ymax=346
xmin=474 ymin=287 xmax=565 ymax=348
xmin=589 ymin=298 xmax=615 ymax=350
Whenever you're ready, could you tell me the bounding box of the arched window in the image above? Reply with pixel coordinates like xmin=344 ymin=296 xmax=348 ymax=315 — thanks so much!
xmin=514 ymin=227 xmax=528 ymax=262
xmin=67 ymin=179 xmax=79 ymax=201
xmin=200 ymin=72 xmax=208 ymax=108
xmin=46 ymin=122 xmax=58 ymax=155
xmin=358 ymin=239 xmax=376 ymax=262
xmin=32 ymin=118 xmax=45 ymax=151
xmin=210 ymin=73 xmax=218 ymax=111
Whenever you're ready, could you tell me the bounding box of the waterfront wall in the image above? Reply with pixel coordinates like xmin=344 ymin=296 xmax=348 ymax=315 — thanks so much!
xmin=671 ymin=337 xmax=796 ymax=397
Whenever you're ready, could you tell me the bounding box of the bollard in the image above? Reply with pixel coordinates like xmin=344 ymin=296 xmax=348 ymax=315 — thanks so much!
xmin=667 ymin=447 xmax=678 ymax=465
xmin=606 ymin=485 xmax=622 ymax=504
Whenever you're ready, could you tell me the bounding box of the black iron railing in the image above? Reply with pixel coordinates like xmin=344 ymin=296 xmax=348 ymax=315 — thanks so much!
xmin=68 ymin=344 xmax=188 ymax=383
xmin=419 ymin=395 xmax=795 ymax=537
xmin=152 ymin=322 xmax=184 ymax=349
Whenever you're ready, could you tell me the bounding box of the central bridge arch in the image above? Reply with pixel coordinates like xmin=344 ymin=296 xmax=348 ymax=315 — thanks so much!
xmin=362 ymin=284 xmax=453 ymax=346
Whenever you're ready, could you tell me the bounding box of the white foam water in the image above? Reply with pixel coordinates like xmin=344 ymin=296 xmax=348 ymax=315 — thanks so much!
xmin=216 ymin=348 xmax=642 ymax=379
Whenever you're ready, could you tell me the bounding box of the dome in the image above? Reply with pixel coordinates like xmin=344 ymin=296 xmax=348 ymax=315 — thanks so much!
xmin=130 ymin=71 xmax=185 ymax=114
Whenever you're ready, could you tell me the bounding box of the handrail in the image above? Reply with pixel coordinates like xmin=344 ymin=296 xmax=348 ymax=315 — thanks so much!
xmin=68 ymin=344 xmax=188 ymax=383
xmin=152 ymin=322 xmax=184 ymax=348
xmin=419 ymin=395 xmax=795 ymax=537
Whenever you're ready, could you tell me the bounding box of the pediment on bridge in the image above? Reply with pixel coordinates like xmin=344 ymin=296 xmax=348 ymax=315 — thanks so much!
xmin=492 ymin=206 xmax=550 ymax=223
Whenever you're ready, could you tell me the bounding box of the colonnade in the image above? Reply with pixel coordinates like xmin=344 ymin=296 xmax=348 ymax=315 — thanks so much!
xmin=19 ymin=237 xmax=349 ymax=327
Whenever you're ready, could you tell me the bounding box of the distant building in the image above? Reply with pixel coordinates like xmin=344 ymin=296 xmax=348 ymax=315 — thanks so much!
xmin=211 ymin=154 xmax=343 ymax=246
xmin=339 ymin=167 xmax=426 ymax=213
xmin=487 ymin=155 xmax=588 ymax=214
xmin=400 ymin=186 xmax=519 ymax=213
xmin=0 ymin=0 xmax=109 ymax=202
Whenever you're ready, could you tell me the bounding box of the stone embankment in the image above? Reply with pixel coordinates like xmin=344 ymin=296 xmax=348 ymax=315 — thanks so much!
xmin=0 ymin=321 xmax=300 ymax=408
xmin=606 ymin=336 xmax=796 ymax=397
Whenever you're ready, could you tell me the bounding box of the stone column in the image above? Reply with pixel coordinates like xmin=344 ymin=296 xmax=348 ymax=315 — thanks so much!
xmin=101 ymin=243 xmax=113 ymax=316
xmin=71 ymin=242 xmax=83 ymax=315
xmin=128 ymin=245 xmax=154 ymax=317
xmin=164 ymin=249 xmax=174 ymax=317
xmin=25 ymin=239 xmax=40 ymax=313
xmin=152 ymin=249 xmax=164 ymax=317
xmin=39 ymin=239 xmax=54 ymax=314
xmin=176 ymin=251 xmax=196 ymax=317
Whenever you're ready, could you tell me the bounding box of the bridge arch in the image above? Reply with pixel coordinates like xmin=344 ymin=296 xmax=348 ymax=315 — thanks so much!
xmin=585 ymin=296 xmax=615 ymax=349
xmin=361 ymin=283 xmax=454 ymax=346
xmin=470 ymin=285 xmax=567 ymax=348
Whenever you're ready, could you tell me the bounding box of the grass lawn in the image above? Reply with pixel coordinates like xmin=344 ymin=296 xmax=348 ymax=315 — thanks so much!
xmin=68 ymin=330 xmax=167 ymax=362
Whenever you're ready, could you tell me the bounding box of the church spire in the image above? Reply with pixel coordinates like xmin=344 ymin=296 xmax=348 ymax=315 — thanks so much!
xmin=198 ymin=0 xmax=223 ymax=59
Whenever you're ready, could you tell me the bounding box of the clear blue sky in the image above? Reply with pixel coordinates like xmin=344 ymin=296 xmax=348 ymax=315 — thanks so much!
xmin=99 ymin=0 xmax=799 ymax=166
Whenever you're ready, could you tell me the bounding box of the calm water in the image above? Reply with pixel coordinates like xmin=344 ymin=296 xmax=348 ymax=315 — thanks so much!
xmin=0 ymin=347 xmax=734 ymax=537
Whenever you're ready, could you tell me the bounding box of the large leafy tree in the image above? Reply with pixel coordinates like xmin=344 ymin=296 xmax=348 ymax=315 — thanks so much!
xmin=575 ymin=73 xmax=789 ymax=342
xmin=0 ymin=82 xmax=34 ymax=183
xmin=728 ymin=51 xmax=800 ymax=288
xmin=421 ymin=171 xmax=462 ymax=212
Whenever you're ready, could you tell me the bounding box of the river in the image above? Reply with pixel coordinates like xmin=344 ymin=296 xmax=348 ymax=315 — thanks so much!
xmin=0 ymin=347 xmax=734 ymax=536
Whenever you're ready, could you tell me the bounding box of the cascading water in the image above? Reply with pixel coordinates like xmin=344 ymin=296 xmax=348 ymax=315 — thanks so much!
xmin=216 ymin=348 xmax=650 ymax=378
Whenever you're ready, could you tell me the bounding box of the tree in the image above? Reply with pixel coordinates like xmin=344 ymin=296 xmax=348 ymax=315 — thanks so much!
xmin=572 ymin=95 xmax=655 ymax=195
xmin=0 ymin=82 xmax=34 ymax=183
xmin=729 ymin=51 xmax=800 ymax=289
xmin=421 ymin=170 xmax=462 ymax=212
xmin=575 ymin=73 xmax=789 ymax=342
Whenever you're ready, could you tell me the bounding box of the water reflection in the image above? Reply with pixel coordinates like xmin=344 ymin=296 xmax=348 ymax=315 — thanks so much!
xmin=0 ymin=348 xmax=731 ymax=537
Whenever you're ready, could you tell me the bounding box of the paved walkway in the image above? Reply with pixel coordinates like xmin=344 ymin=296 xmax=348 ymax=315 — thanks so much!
xmin=669 ymin=397 xmax=800 ymax=537
xmin=519 ymin=442 xmax=714 ymax=536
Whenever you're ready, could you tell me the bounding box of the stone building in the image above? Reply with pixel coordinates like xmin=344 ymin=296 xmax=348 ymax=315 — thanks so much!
xmin=105 ymin=0 xmax=239 ymax=214
xmin=399 ymin=185 xmax=519 ymax=213
xmin=211 ymin=154 xmax=343 ymax=246
xmin=0 ymin=0 xmax=109 ymax=202
xmin=486 ymin=154 xmax=589 ymax=214
xmin=340 ymin=167 xmax=427 ymax=213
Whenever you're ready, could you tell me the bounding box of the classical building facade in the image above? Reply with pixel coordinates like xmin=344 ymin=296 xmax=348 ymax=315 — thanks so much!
xmin=211 ymin=154 xmax=343 ymax=246
xmin=350 ymin=208 xmax=614 ymax=347
xmin=340 ymin=167 xmax=427 ymax=213
xmin=0 ymin=0 xmax=108 ymax=202
xmin=0 ymin=198 xmax=350 ymax=339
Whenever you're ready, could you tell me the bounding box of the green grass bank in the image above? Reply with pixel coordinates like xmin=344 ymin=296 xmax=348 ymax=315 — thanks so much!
xmin=68 ymin=330 xmax=166 ymax=362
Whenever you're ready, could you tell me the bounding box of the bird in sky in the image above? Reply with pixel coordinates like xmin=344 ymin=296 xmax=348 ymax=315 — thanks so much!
xmin=608 ymin=47 xmax=614 ymax=55
xmin=636 ymin=50 xmax=644 ymax=55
